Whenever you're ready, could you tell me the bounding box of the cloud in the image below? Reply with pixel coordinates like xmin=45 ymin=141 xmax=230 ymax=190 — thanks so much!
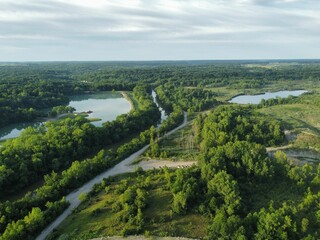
xmin=0 ymin=0 xmax=319 ymax=60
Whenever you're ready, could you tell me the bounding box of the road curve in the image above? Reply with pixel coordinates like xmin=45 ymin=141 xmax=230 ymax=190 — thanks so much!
xmin=36 ymin=112 xmax=188 ymax=240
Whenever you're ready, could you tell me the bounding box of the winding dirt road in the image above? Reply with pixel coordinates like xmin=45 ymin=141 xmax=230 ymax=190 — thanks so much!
xmin=37 ymin=112 xmax=189 ymax=240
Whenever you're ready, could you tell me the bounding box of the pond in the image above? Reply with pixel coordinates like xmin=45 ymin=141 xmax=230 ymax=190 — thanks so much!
xmin=0 ymin=92 xmax=131 ymax=141
xmin=229 ymin=90 xmax=307 ymax=104
xmin=68 ymin=92 xmax=131 ymax=127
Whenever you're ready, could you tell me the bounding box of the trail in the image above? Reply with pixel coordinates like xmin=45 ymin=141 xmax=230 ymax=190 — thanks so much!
xmin=36 ymin=112 xmax=188 ymax=240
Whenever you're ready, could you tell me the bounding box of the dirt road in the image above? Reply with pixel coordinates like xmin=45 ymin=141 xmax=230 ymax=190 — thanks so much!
xmin=36 ymin=112 xmax=188 ymax=240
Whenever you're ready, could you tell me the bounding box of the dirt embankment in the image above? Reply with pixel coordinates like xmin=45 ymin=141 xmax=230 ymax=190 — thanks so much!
xmin=267 ymin=129 xmax=320 ymax=166
xmin=268 ymin=147 xmax=320 ymax=166
xmin=121 ymin=91 xmax=135 ymax=111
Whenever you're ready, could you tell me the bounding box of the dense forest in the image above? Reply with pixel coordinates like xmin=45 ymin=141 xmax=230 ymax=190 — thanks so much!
xmin=0 ymin=61 xmax=320 ymax=239
xmin=1 ymin=61 xmax=320 ymax=127
xmin=54 ymin=104 xmax=319 ymax=239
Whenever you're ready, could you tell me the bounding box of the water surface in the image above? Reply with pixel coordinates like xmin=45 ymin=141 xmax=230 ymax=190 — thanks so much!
xmin=152 ymin=90 xmax=168 ymax=126
xmin=0 ymin=92 xmax=130 ymax=140
xmin=69 ymin=92 xmax=131 ymax=127
xmin=229 ymin=90 xmax=307 ymax=104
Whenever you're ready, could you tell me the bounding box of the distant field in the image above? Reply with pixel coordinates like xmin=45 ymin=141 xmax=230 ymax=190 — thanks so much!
xmin=258 ymin=103 xmax=320 ymax=134
xmin=257 ymin=94 xmax=320 ymax=157
xmin=206 ymin=80 xmax=320 ymax=102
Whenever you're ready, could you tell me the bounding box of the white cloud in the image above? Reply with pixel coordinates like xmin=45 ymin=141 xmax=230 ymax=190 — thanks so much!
xmin=0 ymin=0 xmax=319 ymax=60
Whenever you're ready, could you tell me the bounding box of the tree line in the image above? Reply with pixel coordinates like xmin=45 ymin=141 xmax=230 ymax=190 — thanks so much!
xmin=0 ymin=85 xmax=160 ymax=196
xmin=163 ymin=105 xmax=320 ymax=239
xmin=0 ymin=92 xmax=185 ymax=239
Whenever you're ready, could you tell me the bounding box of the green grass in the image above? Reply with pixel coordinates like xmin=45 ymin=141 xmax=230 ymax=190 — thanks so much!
xmin=257 ymin=95 xmax=320 ymax=160
xmin=204 ymin=86 xmax=248 ymax=101
xmin=142 ymin=188 xmax=208 ymax=238
xmin=88 ymin=117 xmax=102 ymax=122
xmin=205 ymin=80 xmax=320 ymax=102
xmin=126 ymin=92 xmax=140 ymax=110
xmin=243 ymin=179 xmax=304 ymax=212
xmin=49 ymin=169 xmax=305 ymax=240
xmin=58 ymin=112 xmax=89 ymax=120
xmin=258 ymin=103 xmax=320 ymax=133
xmin=257 ymin=101 xmax=320 ymax=143
xmin=49 ymin=171 xmax=208 ymax=240
xmin=145 ymin=120 xmax=199 ymax=161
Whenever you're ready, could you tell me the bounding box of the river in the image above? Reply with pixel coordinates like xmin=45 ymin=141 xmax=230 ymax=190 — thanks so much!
xmin=151 ymin=90 xmax=168 ymax=125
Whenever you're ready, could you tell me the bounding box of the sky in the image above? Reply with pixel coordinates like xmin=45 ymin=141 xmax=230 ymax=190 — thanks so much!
xmin=0 ymin=0 xmax=320 ymax=61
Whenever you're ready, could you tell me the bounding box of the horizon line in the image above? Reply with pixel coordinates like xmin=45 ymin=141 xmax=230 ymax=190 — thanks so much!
xmin=1 ymin=58 xmax=320 ymax=63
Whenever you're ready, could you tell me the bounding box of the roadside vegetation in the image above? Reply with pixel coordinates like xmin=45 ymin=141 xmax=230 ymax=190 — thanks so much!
xmin=48 ymin=169 xmax=208 ymax=239
xmin=49 ymin=103 xmax=320 ymax=239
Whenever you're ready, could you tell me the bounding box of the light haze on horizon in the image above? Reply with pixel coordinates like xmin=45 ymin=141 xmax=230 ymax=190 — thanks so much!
xmin=1 ymin=0 xmax=320 ymax=61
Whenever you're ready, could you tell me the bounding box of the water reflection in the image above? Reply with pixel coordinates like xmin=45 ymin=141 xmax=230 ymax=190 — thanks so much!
xmin=151 ymin=90 xmax=168 ymax=126
xmin=0 ymin=92 xmax=130 ymax=141
xmin=229 ymin=90 xmax=307 ymax=104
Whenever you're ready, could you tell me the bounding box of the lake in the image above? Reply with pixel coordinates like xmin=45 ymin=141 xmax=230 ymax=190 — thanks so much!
xmin=68 ymin=92 xmax=131 ymax=127
xmin=229 ymin=90 xmax=308 ymax=104
xmin=0 ymin=92 xmax=131 ymax=141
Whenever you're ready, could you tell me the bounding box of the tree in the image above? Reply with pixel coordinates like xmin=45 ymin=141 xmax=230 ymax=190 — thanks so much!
xmin=172 ymin=191 xmax=187 ymax=214
xmin=207 ymin=171 xmax=241 ymax=215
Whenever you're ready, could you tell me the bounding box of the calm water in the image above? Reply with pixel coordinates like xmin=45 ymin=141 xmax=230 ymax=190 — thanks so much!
xmin=152 ymin=90 xmax=168 ymax=125
xmin=0 ymin=92 xmax=130 ymax=141
xmin=229 ymin=90 xmax=307 ymax=104
xmin=68 ymin=92 xmax=131 ymax=127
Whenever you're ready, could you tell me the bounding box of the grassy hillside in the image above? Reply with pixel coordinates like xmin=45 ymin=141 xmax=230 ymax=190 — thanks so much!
xmin=48 ymin=170 xmax=208 ymax=240
xmin=257 ymin=93 xmax=320 ymax=163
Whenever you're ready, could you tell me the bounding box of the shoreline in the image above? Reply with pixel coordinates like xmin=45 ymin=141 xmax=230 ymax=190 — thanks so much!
xmin=227 ymin=89 xmax=308 ymax=102
xmin=120 ymin=91 xmax=135 ymax=111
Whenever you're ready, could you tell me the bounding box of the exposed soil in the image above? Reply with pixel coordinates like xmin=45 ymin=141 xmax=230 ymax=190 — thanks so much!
xmin=268 ymin=147 xmax=320 ymax=166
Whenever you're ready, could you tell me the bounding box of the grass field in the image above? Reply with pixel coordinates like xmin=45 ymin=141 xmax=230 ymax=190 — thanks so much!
xmin=205 ymin=80 xmax=320 ymax=102
xmin=257 ymin=93 xmax=320 ymax=162
xmin=138 ymin=120 xmax=199 ymax=163
xmin=205 ymin=86 xmax=258 ymax=101
xmin=49 ymin=171 xmax=208 ymax=240
xmin=257 ymin=101 xmax=320 ymax=151
xmin=258 ymin=103 xmax=320 ymax=134
xmin=49 ymin=167 xmax=306 ymax=240
xmin=243 ymin=178 xmax=304 ymax=212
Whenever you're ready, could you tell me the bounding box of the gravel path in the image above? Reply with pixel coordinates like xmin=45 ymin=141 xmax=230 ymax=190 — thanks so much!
xmin=36 ymin=112 xmax=188 ymax=240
